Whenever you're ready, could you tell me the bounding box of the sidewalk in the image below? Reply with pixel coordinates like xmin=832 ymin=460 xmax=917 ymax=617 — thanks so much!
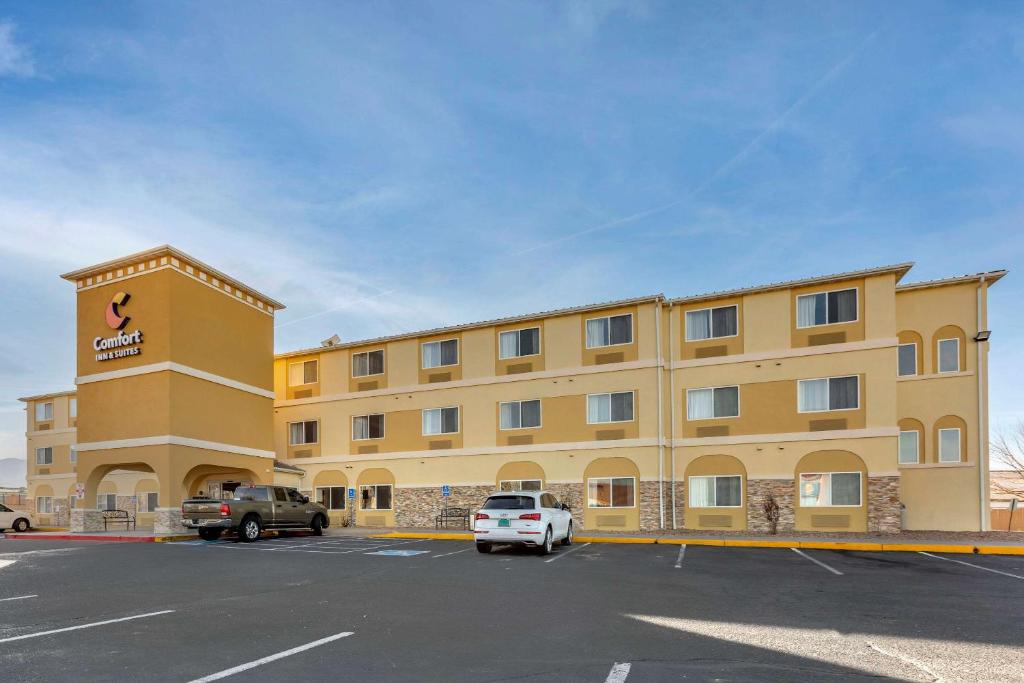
xmin=363 ymin=527 xmax=1024 ymax=555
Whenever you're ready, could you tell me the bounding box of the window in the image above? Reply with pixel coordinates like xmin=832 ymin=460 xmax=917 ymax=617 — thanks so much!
xmin=288 ymin=360 xmax=318 ymax=385
xmin=686 ymin=386 xmax=739 ymax=420
xmin=288 ymin=420 xmax=319 ymax=446
xmin=938 ymin=338 xmax=960 ymax=373
xmin=796 ymin=288 xmax=858 ymax=328
xmin=35 ymin=401 xmax=53 ymax=422
xmin=939 ymin=428 xmax=961 ymax=463
xmin=499 ymin=399 xmax=541 ymax=430
xmin=588 ymin=477 xmax=635 ymax=508
xmin=422 ymin=407 xmax=459 ymax=435
xmin=360 ymin=484 xmax=392 ymax=510
xmin=499 ymin=327 xmax=540 ymax=359
xmin=233 ymin=487 xmax=271 ymax=501
xmin=36 ymin=496 xmax=52 ymax=514
xmin=97 ymin=494 xmax=117 ymax=511
xmin=799 ymin=472 xmax=861 ymax=507
xmin=499 ymin=479 xmax=543 ymax=492
xmin=35 ymin=447 xmax=53 ymax=465
xmin=585 ymin=313 xmax=633 ymax=348
xmin=316 ymin=486 xmax=346 ymax=510
xmin=274 ymin=488 xmax=288 ymax=503
xmin=898 ymin=343 xmax=917 ymax=377
xmin=70 ymin=447 xmax=77 ymax=464
xmin=352 ymin=350 xmax=385 ymax=377
xmin=422 ymin=339 xmax=458 ymax=369
xmin=587 ymin=392 xmax=634 ymax=424
xmin=689 ymin=475 xmax=742 ymax=508
xmin=352 ymin=414 xmax=385 ymax=440
xmin=138 ymin=492 xmax=159 ymax=512
xmin=898 ymin=431 xmax=920 ymax=465
xmin=685 ymin=305 xmax=738 ymax=341
xmin=69 ymin=398 xmax=77 ymax=418
xmin=482 ymin=495 xmax=536 ymax=510
xmin=797 ymin=376 xmax=859 ymax=412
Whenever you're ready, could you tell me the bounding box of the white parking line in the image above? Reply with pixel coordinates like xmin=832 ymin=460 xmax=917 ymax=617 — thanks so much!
xmin=674 ymin=545 xmax=686 ymax=568
xmin=605 ymin=661 xmax=631 ymax=682
xmin=0 ymin=595 xmax=37 ymax=602
xmin=790 ymin=548 xmax=844 ymax=575
xmin=544 ymin=542 xmax=591 ymax=563
xmin=919 ymin=552 xmax=1024 ymax=580
xmin=0 ymin=610 xmax=174 ymax=644
xmin=433 ymin=547 xmax=473 ymax=558
xmin=187 ymin=631 xmax=354 ymax=682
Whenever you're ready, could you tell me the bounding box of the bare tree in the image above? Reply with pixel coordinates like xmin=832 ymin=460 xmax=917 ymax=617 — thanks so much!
xmin=991 ymin=421 xmax=1024 ymax=498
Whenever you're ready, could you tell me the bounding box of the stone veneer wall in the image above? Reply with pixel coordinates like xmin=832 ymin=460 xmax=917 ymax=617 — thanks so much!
xmin=70 ymin=509 xmax=105 ymax=533
xmin=670 ymin=480 xmax=686 ymax=529
xmin=639 ymin=481 xmax=661 ymax=531
xmin=747 ymin=479 xmax=795 ymax=533
xmin=868 ymin=476 xmax=901 ymax=533
xmin=548 ymin=483 xmax=584 ymax=531
xmin=394 ymin=485 xmax=494 ymax=528
xmin=153 ymin=507 xmax=189 ymax=534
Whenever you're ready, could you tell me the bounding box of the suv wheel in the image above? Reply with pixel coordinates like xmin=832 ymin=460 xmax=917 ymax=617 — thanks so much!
xmin=476 ymin=542 xmax=492 ymax=554
xmin=239 ymin=516 xmax=261 ymax=542
xmin=561 ymin=522 xmax=573 ymax=546
xmin=12 ymin=518 xmax=29 ymax=533
xmin=537 ymin=527 xmax=553 ymax=556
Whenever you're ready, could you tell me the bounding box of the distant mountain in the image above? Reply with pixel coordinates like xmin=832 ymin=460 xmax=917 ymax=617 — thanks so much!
xmin=0 ymin=458 xmax=27 ymax=488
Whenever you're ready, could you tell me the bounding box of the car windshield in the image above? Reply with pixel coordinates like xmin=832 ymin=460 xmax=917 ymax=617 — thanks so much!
xmin=232 ymin=487 xmax=270 ymax=501
xmin=481 ymin=495 xmax=535 ymax=510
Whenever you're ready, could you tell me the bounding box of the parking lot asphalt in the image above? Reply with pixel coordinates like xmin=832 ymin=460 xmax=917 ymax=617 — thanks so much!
xmin=1 ymin=534 xmax=1023 ymax=682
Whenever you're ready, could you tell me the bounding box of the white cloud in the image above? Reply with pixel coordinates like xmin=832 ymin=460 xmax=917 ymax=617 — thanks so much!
xmin=0 ymin=21 xmax=33 ymax=78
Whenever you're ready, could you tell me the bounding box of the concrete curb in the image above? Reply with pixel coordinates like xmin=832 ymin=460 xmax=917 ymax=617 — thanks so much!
xmin=369 ymin=532 xmax=1024 ymax=556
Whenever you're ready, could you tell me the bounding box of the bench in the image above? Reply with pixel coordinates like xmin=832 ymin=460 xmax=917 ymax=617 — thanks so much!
xmin=435 ymin=507 xmax=470 ymax=530
xmin=102 ymin=509 xmax=136 ymax=531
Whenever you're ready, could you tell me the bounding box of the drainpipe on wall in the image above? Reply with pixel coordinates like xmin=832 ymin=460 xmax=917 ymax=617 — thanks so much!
xmin=668 ymin=302 xmax=677 ymax=529
xmin=656 ymin=298 xmax=665 ymax=530
xmin=977 ymin=276 xmax=989 ymax=532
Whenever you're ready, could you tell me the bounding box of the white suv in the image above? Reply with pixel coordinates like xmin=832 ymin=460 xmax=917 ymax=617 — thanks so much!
xmin=473 ymin=490 xmax=573 ymax=555
xmin=0 ymin=504 xmax=33 ymax=533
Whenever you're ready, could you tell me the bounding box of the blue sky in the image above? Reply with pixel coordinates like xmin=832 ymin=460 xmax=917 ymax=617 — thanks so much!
xmin=0 ymin=1 xmax=1021 ymax=465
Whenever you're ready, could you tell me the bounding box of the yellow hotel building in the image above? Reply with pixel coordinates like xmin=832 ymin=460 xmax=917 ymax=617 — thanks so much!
xmin=21 ymin=246 xmax=1004 ymax=534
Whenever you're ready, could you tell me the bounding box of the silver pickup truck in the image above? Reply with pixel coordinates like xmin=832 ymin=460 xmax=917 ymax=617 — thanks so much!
xmin=181 ymin=485 xmax=329 ymax=541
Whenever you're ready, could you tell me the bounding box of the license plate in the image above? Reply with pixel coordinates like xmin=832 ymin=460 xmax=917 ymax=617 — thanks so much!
xmin=498 ymin=519 xmax=510 ymax=528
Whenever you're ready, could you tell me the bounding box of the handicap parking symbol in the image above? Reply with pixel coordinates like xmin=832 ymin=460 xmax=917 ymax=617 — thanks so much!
xmin=367 ymin=550 xmax=430 ymax=557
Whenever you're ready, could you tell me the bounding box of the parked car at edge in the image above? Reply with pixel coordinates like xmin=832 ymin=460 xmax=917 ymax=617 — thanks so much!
xmin=181 ymin=485 xmax=329 ymax=541
xmin=473 ymin=490 xmax=573 ymax=555
xmin=0 ymin=504 xmax=33 ymax=533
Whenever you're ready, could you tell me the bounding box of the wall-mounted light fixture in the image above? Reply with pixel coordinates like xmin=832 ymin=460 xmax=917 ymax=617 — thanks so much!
xmin=974 ymin=330 xmax=991 ymax=342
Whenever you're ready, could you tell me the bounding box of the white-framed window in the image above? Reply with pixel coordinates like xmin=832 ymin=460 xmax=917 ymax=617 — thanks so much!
xmin=97 ymin=493 xmax=118 ymax=511
xmin=585 ymin=313 xmax=633 ymax=348
xmin=422 ymin=339 xmax=459 ymax=369
xmin=288 ymin=359 xmax=318 ymax=386
xmin=688 ymin=475 xmax=743 ymax=508
xmin=587 ymin=391 xmax=634 ymax=424
xmin=499 ymin=399 xmax=541 ymax=430
xmin=799 ymin=472 xmax=862 ymax=507
xmin=35 ymin=401 xmax=53 ymax=422
xmin=422 ymin=406 xmax=459 ymax=435
xmin=316 ymin=486 xmax=346 ymax=510
xmin=499 ymin=327 xmax=541 ymax=359
xmin=686 ymin=386 xmax=739 ymax=420
xmin=288 ymin=420 xmax=319 ymax=446
xmin=35 ymin=447 xmax=53 ymax=465
xmin=36 ymin=496 xmax=52 ymax=514
xmin=937 ymin=338 xmax=960 ymax=373
xmin=897 ymin=343 xmax=917 ymax=377
xmin=69 ymin=398 xmax=77 ymax=418
xmin=587 ymin=477 xmax=636 ymax=508
xmin=360 ymin=484 xmax=392 ymax=510
xmin=499 ymin=479 xmax=543 ymax=492
xmin=796 ymin=288 xmax=858 ymax=328
xmin=797 ymin=375 xmax=859 ymax=413
xmin=138 ymin=492 xmax=159 ymax=512
xmin=685 ymin=305 xmax=738 ymax=341
xmin=70 ymin=446 xmax=77 ymax=464
xmin=352 ymin=414 xmax=385 ymax=440
xmin=938 ymin=427 xmax=961 ymax=463
xmin=352 ymin=350 xmax=385 ymax=377
xmin=898 ymin=430 xmax=920 ymax=465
